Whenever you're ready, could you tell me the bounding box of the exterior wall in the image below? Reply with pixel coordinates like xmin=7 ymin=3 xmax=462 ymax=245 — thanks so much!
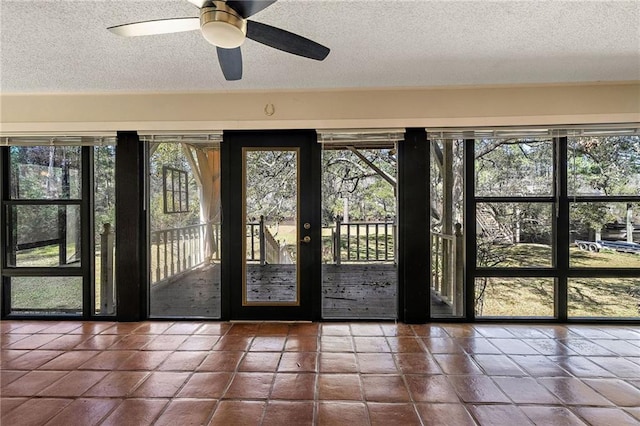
xmin=1 ymin=82 xmax=639 ymax=134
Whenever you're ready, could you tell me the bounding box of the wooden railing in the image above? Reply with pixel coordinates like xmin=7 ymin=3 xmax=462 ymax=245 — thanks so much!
xmin=431 ymin=223 xmax=464 ymax=315
xmin=247 ymin=215 xmax=288 ymax=264
xmin=329 ymin=218 xmax=396 ymax=264
xmin=150 ymin=221 xmax=220 ymax=284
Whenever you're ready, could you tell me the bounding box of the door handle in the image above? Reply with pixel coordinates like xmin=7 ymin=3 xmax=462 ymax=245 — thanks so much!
xmin=300 ymin=236 xmax=311 ymax=243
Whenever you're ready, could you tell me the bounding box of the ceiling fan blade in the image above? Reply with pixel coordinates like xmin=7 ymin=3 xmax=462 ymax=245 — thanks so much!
xmin=246 ymin=20 xmax=329 ymax=60
xmin=108 ymin=17 xmax=200 ymax=37
xmin=187 ymin=0 xmax=208 ymax=7
xmin=217 ymin=47 xmax=243 ymax=81
xmin=226 ymin=1 xmax=277 ymax=18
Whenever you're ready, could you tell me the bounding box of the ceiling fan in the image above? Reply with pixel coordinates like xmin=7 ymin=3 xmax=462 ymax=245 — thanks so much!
xmin=107 ymin=0 xmax=330 ymax=81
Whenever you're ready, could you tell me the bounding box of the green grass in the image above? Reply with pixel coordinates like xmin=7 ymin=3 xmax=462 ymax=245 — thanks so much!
xmin=10 ymin=276 xmax=83 ymax=313
xmin=475 ymin=245 xmax=640 ymax=318
xmin=8 ymin=242 xmax=640 ymax=318
xmin=8 ymin=245 xmax=111 ymax=314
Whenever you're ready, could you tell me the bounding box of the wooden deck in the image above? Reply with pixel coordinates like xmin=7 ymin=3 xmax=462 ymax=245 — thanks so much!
xmin=322 ymin=264 xmax=397 ymax=319
xmin=149 ymin=263 xmax=221 ymax=318
xmin=150 ymin=263 xmax=453 ymax=318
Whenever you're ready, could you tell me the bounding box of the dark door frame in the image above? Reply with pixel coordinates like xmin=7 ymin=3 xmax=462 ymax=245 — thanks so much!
xmin=221 ymin=130 xmax=322 ymax=320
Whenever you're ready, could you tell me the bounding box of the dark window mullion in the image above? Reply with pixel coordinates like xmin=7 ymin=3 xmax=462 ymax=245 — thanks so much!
xmin=475 ymin=197 xmax=556 ymax=203
xmin=1 ymin=147 xmax=9 ymax=317
xmin=82 ymin=147 xmax=94 ymax=318
xmin=475 ymin=268 xmax=556 ymax=277
xmin=2 ymin=267 xmax=84 ymax=276
xmin=569 ymin=196 xmax=640 ymax=203
xmin=464 ymin=138 xmax=476 ymax=320
xmin=556 ymin=136 xmax=569 ymax=321
xmin=4 ymin=199 xmax=82 ymax=205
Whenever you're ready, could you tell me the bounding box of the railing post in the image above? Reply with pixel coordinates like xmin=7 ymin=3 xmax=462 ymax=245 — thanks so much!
xmin=335 ymin=216 xmax=342 ymax=265
xmin=442 ymin=237 xmax=451 ymax=300
xmin=259 ymin=215 xmax=266 ymax=265
xmin=155 ymin=232 xmax=160 ymax=283
xmin=455 ymin=223 xmax=464 ymax=316
xmin=434 ymin=235 xmax=440 ymax=294
xmin=100 ymin=223 xmax=115 ymax=315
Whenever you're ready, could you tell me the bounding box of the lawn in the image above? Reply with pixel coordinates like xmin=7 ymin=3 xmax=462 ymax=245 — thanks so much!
xmin=6 ymin=241 xmax=640 ymax=318
xmin=8 ymin=245 xmax=111 ymax=314
xmin=476 ymin=244 xmax=640 ymax=318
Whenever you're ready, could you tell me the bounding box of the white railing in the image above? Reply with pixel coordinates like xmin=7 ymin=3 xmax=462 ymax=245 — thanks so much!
xmin=431 ymin=223 xmax=464 ymax=315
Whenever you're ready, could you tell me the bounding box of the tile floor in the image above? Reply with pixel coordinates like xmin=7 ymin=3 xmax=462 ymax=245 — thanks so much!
xmin=1 ymin=321 xmax=640 ymax=425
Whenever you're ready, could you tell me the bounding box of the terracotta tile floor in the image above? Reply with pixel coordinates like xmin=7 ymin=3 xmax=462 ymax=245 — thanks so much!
xmin=1 ymin=322 xmax=640 ymax=425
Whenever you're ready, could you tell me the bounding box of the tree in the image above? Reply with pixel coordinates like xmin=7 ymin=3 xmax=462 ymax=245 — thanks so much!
xmin=321 ymin=148 xmax=396 ymax=224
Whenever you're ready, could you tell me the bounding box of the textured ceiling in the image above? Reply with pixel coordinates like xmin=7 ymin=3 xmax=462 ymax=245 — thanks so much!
xmin=1 ymin=0 xmax=639 ymax=94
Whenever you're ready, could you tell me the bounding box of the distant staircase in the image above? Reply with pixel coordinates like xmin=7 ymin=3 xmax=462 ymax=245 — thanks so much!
xmin=476 ymin=208 xmax=512 ymax=243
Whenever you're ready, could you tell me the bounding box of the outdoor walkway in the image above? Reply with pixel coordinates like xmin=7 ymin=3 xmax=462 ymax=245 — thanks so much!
xmin=1 ymin=321 xmax=639 ymax=425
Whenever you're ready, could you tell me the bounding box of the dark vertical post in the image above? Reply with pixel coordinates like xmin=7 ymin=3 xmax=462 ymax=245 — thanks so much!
xmin=0 ymin=147 xmax=10 ymax=317
xmin=81 ymin=147 xmax=94 ymax=317
xmin=464 ymin=137 xmax=476 ymax=320
xmin=309 ymin=134 xmax=322 ymax=320
xmin=59 ymin=154 xmax=69 ymax=265
xmin=398 ymin=128 xmax=429 ymax=323
xmin=220 ymin=134 xmax=231 ymax=320
xmin=335 ymin=216 xmax=341 ymax=265
xmin=115 ymin=131 xmax=147 ymax=321
xmin=556 ymin=136 xmax=569 ymax=321
xmin=259 ymin=215 xmax=266 ymax=265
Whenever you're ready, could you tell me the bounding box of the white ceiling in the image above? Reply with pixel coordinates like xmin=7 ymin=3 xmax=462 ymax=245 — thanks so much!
xmin=1 ymin=0 xmax=639 ymax=94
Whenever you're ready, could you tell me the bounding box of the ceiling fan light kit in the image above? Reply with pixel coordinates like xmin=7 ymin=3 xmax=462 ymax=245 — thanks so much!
xmin=200 ymin=1 xmax=247 ymax=48
xmin=107 ymin=0 xmax=329 ymax=81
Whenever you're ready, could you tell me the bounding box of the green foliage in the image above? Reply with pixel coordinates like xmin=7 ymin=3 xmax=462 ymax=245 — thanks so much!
xmin=149 ymin=143 xmax=200 ymax=230
xmin=94 ymin=145 xmax=116 ymax=241
xmin=321 ymin=148 xmax=396 ymax=224
xmin=569 ymin=136 xmax=640 ymax=196
xmin=475 ymin=138 xmax=553 ymax=196
xmin=245 ymin=150 xmax=298 ymax=223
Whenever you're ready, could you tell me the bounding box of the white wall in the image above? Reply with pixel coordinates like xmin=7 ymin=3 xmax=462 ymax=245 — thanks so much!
xmin=1 ymin=82 xmax=638 ymax=134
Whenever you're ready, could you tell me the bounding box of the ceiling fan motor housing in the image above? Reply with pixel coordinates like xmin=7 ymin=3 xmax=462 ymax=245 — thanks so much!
xmin=200 ymin=1 xmax=247 ymax=48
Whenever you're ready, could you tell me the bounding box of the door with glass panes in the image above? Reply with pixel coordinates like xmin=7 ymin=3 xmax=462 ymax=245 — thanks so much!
xmin=223 ymin=131 xmax=321 ymax=320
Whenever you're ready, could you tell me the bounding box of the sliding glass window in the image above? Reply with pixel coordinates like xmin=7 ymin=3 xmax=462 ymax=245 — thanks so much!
xmin=2 ymin=145 xmax=82 ymax=316
xmin=567 ymin=134 xmax=640 ymax=319
xmin=429 ymin=138 xmax=465 ymax=318
xmin=1 ymin=137 xmax=115 ymax=318
xmin=473 ymin=137 xmax=556 ymax=319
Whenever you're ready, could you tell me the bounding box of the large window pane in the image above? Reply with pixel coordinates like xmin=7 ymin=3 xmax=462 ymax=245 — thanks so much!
xmin=430 ymin=139 xmax=465 ymax=317
xmin=243 ymin=149 xmax=299 ymax=305
xmin=9 ymin=276 xmax=82 ymax=315
xmin=9 ymin=146 xmax=81 ymax=199
xmin=476 ymin=203 xmax=553 ymax=268
xmin=8 ymin=204 xmax=81 ymax=267
xmin=568 ymin=136 xmax=640 ymax=196
xmin=475 ymin=277 xmax=555 ymax=318
xmin=475 ymin=138 xmax=553 ymax=197
xmin=570 ymin=202 xmax=640 ymax=268
xmin=569 ymin=278 xmax=640 ymax=318
xmin=321 ymin=145 xmax=398 ymax=319
xmin=148 ymin=142 xmax=221 ymax=318
xmin=94 ymin=145 xmax=116 ymax=315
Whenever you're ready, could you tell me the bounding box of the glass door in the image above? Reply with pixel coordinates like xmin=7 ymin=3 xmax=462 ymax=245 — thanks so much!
xmin=146 ymin=138 xmax=222 ymax=318
xmin=223 ymin=131 xmax=320 ymax=320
